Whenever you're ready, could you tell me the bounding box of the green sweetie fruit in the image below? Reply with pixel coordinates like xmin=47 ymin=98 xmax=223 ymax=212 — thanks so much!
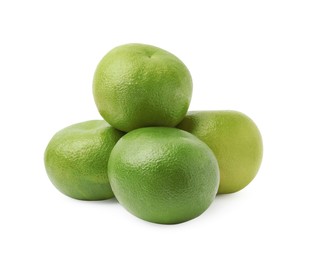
xmin=44 ymin=120 xmax=124 ymax=200
xmin=108 ymin=127 xmax=219 ymax=224
xmin=177 ymin=110 xmax=263 ymax=194
xmin=93 ymin=43 xmax=192 ymax=132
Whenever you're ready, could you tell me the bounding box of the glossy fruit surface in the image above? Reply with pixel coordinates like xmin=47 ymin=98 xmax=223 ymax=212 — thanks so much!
xmin=44 ymin=120 xmax=124 ymax=200
xmin=177 ymin=111 xmax=263 ymax=194
xmin=93 ymin=43 xmax=192 ymax=132
xmin=108 ymin=127 xmax=219 ymax=224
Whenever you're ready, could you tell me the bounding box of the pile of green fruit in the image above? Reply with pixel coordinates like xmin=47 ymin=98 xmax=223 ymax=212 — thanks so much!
xmin=44 ymin=43 xmax=263 ymax=224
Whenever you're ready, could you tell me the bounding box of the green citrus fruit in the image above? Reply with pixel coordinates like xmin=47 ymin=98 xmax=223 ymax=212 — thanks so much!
xmin=44 ymin=120 xmax=124 ymax=200
xmin=108 ymin=127 xmax=219 ymax=224
xmin=93 ymin=43 xmax=193 ymax=132
xmin=177 ymin=111 xmax=263 ymax=194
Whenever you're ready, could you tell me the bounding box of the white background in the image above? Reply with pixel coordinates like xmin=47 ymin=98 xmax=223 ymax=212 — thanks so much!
xmin=1 ymin=1 xmax=310 ymax=259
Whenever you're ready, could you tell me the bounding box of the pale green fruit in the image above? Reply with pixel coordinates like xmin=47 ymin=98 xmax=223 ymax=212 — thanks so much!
xmin=177 ymin=111 xmax=263 ymax=194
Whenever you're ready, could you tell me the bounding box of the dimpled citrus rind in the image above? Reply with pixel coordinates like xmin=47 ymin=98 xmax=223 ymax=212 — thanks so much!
xmin=44 ymin=120 xmax=124 ymax=200
xmin=108 ymin=127 xmax=219 ymax=224
xmin=177 ymin=110 xmax=263 ymax=194
xmin=93 ymin=43 xmax=192 ymax=132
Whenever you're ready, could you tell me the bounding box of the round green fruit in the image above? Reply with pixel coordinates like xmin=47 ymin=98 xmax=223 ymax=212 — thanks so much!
xmin=44 ymin=120 xmax=124 ymax=200
xmin=177 ymin=111 xmax=263 ymax=194
xmin=93 ymin=43 xmax=193 ymax=132
xmin=108 ymin=127 xmax=219 ymax=224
